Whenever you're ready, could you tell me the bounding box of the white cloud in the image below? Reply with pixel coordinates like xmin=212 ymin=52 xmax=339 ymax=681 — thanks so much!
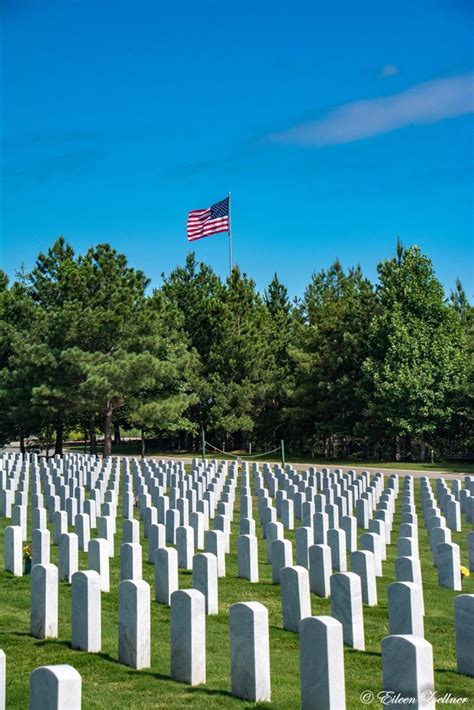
xmin=379 ymin=64 xmax=400 ymax=78
xmin=269 ymin=73 xmax=474 ymax=146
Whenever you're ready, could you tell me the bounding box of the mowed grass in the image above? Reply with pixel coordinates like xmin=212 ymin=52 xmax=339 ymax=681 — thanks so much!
xmin=0 ymin=467 xmax=473 ymax=709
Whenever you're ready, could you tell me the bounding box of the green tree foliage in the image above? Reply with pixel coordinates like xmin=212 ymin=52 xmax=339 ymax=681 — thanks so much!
xmin=205 ymin=267 xmax=273 ymax=447
xmin=258 ymin=274 xmax=295 ymax=447
xmin=25 ymin=237 xmax=82 ymax=453
xmin=290 ymin=260 xmax=375 ymax=457
xmin=445 ymin=278 xmax=474 ymax=454
xmin=0 ymin=240 xmax=196 ymax=456
xmin=161 ymin=253 xmax=225 ymax=438
xmin=363 ymin=244 xmax=467 ymax=459
xmin=0 ymin=271 xmax=45 ymax=449
xmin=0 ymin=239 xmax=471 ymax=460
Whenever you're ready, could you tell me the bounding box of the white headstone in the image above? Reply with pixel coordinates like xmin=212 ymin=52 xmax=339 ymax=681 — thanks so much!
xmin=437 ymin=542 xmax=462 ymax=591
xmin=75 ymin=514 xmax=90 ymax=552
xmin=455 ymin=594 xmax=474 ymax=677
xmin=120 ymin=542 xmax=142 ymax=581
xmin=29 ymin=664 xmax=81 ymax=710
xmin=388 ymin=582 xmax=424 ymax=637
xmin=0 ymin=649 xmax=5 ymax=710
xmin=58 ymin=533 xmax=78 ymax=583
xmin=176 ymin=526 xmax=195 ymax=570
xmin=32 ymin=528 xmax=50 ymax=566
xmin=341 ymin=515 xmax=357 ymax=552
xmin=330 ymin=572 xmax=365 ymax=650
xmin=309 ymin=544 xmax=331 ymax=598
xmin=71 ymin=571 xmax=101 ymax=652
xmin=299 ymin=616 xmax=346 ymax=710
xmin=118 ymin=579 xmax=151 ymax=669
xmin=327 ymin=528 xmax=347 ymax=572
xmin=296 ymin=527 xmax=312 ymax=569
xmin=31 ymin=563 xmax=58 ymax=639
xmin=53 ymin=511 xmax=67 ymax=546
xmin=237 ymin=534 xmax=259 ymax=582
xmin=204 ymin=530 xmax=226 ymax=577
xmin=192 ymin=552 xmax=218 ymax=615
xmin=313 ymin=512 xmax=328 ymax=545
xmin=189 ymin=511 xmax=205 ymax=550
xmin=147 ymin=523 xmax=165 ymax=563
xmin=4 ymin=526 xmax=22 ymax=576
xmin=229 ymin=602 xmax=271 ymax=702
xmin=154 ymin=547 xmax=178 ymax=605
xmin=170 ymin=589 xmax=206 ymax=685
xmin=280 ymin=565 xmax=311 ymax=632
xmin=381 ymin=635 xmax=435 ymax=709
xmin=122 ymin=518 xmax=139 ymax=544
xmin=271 ymin=538 xmax=293 ymax=584
xmin=88 ymin=538 xmax=110 ymax=592
xmin=97 ymin=516 xmax=114 ymax=557
xmin=350 ymin=550 xmax=377 ymax=606
xmin=360 ymin=532 xmax=382 ymax=576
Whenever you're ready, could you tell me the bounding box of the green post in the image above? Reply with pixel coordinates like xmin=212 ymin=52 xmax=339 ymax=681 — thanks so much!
xmin=280 ymin=439 xmax=285 ymax=469
xmin=201 ymin=430 xmax=206 ymax=462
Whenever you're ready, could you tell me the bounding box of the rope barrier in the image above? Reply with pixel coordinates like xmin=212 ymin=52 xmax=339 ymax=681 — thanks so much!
xmin=204 ymin=440 xmax=281 ymax=461
xmin=244 ymin=447 xmax=281 ymax=459
xmin=204 ymin=441 xmax=240 ymax=459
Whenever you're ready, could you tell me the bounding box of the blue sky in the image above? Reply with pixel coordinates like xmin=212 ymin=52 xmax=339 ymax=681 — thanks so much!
xmin=1 ymin=0 xmax=473 ymax=298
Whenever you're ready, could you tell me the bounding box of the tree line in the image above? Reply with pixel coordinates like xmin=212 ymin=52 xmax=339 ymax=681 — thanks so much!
xmin=0 ymin=237 xmax=472 ymax=461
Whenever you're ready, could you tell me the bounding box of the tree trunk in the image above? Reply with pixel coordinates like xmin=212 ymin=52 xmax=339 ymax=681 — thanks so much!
xmin=103 ymin=404 xmax=114 ymax=457
xmin=89 ymin=414 xmax=97 ymax=455
xmin=404 ymin=433 xmax=413 ymax=461
xmin=19 ymin=431 xmax=25 ymax=456
xmin=54 ymin=423 xmax=63 ymax=457
xmin=341 ymin=435 xmax=348 ymax=459
xmin=141 ymin=429 xmax=146 ymax=459
xmin=419 ymin=439 xmax=426 ymax=461
xmin=395 ymin=435 xmax=401 ymax=462
xmin=114 ymin=421 xmax=121 ymax=446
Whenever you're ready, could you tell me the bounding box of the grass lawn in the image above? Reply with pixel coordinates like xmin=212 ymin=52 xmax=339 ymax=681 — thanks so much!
xmin=0 ymin=465 xmax=473 ymax=708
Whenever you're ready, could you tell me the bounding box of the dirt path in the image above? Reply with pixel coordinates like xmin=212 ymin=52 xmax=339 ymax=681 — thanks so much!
xmin=2 ymin=444 xmax=469 ymax=480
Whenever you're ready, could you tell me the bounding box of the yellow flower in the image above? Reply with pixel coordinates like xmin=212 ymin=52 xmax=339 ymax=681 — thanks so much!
xmin=460 ymin=566 xmax=470 ymax=578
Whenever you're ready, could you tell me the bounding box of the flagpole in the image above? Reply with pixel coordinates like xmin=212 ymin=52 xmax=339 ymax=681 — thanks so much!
xmin=228 ymin=191 xmax=232 ymax=276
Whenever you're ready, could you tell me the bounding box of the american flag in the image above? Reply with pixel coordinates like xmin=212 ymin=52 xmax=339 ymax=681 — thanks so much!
xmin=187 ymin=197 xmax=230 ymax=242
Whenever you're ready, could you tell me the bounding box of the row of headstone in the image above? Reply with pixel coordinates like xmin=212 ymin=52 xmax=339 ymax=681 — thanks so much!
xmin=420 ymin=476 xmax=467 ymax=590
xmin=3 ymin=447 xmax=239 ymax=574
xmin=2 ymin=453 xmax=474 ymax=708
xmin=4 ymin=593 xmax=473 ymax=709
xmin=250 ymin=461 xmax=401 ymax=606
xmin=2 ymin=452 xmax=122 ymax=574
xmin=1 ymin=452 xmax=242 ymax=683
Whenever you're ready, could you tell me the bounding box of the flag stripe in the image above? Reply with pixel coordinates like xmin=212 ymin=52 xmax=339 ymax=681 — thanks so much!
xmin=188 ymin=226 xmax=228 ymax=239
xmin=187 ymin=197 xmax=229 ymax=241
xmin=188 ymin=219 xmax=229 ymax=234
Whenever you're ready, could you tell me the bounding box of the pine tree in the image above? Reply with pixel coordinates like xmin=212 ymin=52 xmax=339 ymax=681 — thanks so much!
xmin=290 ymin=260 xmax=375 ymax=457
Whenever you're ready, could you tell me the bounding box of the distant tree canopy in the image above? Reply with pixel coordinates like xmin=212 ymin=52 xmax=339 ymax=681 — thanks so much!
xmin=0 ymin=238 xmax=472 ymax=461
